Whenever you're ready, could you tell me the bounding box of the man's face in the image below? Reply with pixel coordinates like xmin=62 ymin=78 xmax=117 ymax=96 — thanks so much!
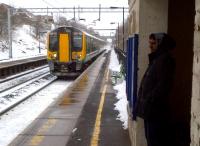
xmin=149 ymin=39 xmax=158 ymax=52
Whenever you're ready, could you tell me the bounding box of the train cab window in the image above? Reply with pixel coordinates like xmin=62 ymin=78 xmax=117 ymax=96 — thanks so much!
xmin=49 ymin=32 xmax=58 ymax=51
xmin=73 ymin=31 xmax=82 ymax=51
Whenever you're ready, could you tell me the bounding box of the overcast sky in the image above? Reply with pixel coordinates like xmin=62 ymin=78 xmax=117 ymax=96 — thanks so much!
xmin=1 ymin=0 xmax=128 ymax=8
xmin=0 ymin=0 xmax=129 ymax=36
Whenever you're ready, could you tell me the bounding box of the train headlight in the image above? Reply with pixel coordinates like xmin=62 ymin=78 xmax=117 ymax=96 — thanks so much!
xmin=77 ymin=54 xmax=81 ymax=60
xmin=53 ymin=54 xmax=57 ymax=58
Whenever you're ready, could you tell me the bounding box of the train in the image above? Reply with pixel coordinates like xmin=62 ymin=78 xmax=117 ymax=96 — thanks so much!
xmin=46 ymin=26 xmax=106 ymax=76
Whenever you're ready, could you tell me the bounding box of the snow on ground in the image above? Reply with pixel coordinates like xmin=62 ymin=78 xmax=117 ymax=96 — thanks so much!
xmin=113 ymin=80 xmax=128 ymax=129
xmin=109 ymin=48 xmax=121 ymax=72
xmin=103 ymin=44 xmax=112 ymax=53
xmin=0 ymin=25 xmax=46 ymax=60
xmin=109 ymin=48 xmax=128 ymax=129
xmin=0 ymin=81 xmax=72 ymax=146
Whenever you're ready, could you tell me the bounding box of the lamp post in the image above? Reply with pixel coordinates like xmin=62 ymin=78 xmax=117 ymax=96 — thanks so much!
xmin=110 ymin=6 xmax=124 ymax=51
xmin=110 ymin=22 xmax=119 ymax=49
xmin=122 ymin=7 xmax=124 ymax=51
xmin=7 ymin=8 xmax=12 ymax=58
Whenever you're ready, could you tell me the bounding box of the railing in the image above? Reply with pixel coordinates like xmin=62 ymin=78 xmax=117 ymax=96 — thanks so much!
xmin=114 ymin=47 xmax=126 ymax=77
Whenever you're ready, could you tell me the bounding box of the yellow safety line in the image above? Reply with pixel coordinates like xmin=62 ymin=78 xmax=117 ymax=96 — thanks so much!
xmin=29 ymin=136 xmax=44 ymax=146
xmin=28 ymin=119 xmax=57 ymax=146
xmin=90 ymin=69 xmax=109 ymax=146
xmin=90 ymin=84 xmax=107 ymax=146
xmin=106 ymin=69 xmax=110 ymax=82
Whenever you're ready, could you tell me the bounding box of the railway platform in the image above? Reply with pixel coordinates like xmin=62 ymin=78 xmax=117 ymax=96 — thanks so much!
xmin=8 ymin=51 xmax=131 ymax=146
xmin=0 ymin=56 xmax=46 ymax=69
xmin=0 ymin=56 xmax=47 ymax=78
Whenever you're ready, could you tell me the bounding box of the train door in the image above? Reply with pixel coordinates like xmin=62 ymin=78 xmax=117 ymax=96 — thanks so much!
xmin=59 ymin=32 xmax=71 ymax=62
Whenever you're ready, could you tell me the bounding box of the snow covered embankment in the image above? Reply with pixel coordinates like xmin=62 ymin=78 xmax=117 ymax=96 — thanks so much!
xmin=0 ymin=25 xmax=46 ymax=60
xmin=109 ymin=48 xmax=128 ymax=129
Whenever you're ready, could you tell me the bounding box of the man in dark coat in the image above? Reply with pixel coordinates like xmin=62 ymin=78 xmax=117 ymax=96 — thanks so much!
xmin=135 ymin=33 xmax=176 ymax=146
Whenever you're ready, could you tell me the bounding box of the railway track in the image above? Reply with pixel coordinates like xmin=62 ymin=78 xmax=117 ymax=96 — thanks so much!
xmin=0 ymin=67 xmax=57 ymax=116
xmin=0 ymin=65 xmax=49 ymax=84
xmin=0 ymin=65 xmax=50 ymax=93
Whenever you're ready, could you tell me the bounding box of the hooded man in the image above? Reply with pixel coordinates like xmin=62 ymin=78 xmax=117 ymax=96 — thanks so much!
xmin=135 ymin=33 xmax=176 ymax=146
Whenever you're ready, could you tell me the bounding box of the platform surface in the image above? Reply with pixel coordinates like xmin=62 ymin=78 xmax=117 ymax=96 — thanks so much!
xmin=9 ymin=52 xmax=131 ymax=146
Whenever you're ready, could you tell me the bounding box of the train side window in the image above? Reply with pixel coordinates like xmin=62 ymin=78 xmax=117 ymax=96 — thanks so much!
xmin=93 ymin=39 xmax=96 ymax=51
xmin=86 ymin=36 xmax=90 ymax=53
xmin=90 ymin=38 xmax=93 ymax=52
xmin=87 ymin=37 xmax=90 ymax=52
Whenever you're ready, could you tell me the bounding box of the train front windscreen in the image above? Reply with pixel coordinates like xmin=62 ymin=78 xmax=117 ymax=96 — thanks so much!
xmin=72 ymin=31 xmax=82 ymax=52
xmin=49 ymin=32 xmax=58 ymax=51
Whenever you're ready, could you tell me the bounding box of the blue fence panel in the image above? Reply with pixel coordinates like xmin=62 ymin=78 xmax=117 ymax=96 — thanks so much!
xmin=132 ymin=34 xmax=138 ymax=119
xmin=126 ymin=39 xmax=129 ymax=102
xmin=126 ymin=37 xmax=130 ymax=102
xmin=126 ymin=34 xmax=138 ymax=119
xmin=126 ymin=38 xmax=132 ymax=105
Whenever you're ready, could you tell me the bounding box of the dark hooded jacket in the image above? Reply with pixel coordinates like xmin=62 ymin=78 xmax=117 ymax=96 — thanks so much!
xmin=135 ymin=33 xmax=176 ymax=121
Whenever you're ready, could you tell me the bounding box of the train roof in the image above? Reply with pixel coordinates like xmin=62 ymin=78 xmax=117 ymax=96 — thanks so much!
xmin=51 ymin=26 xmax=106 ymax=42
